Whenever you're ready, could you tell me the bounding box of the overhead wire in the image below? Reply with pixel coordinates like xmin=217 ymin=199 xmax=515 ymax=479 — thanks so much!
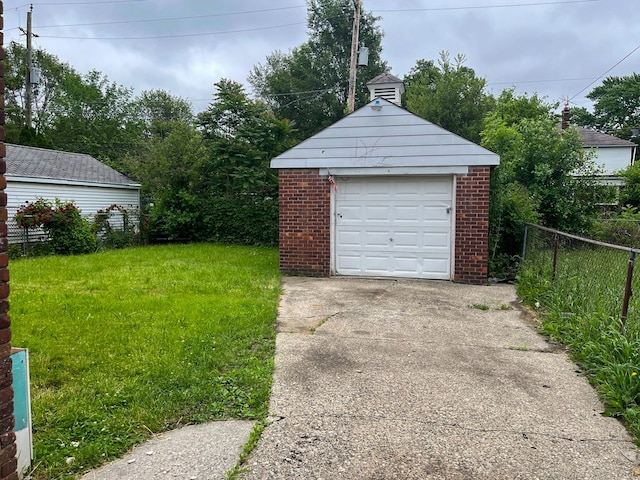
xmin=34 ymin=5 xmax=307 ymax=28
xmin=5 ymin=0 xmax=611 ymax=107
xmin=25 ymin=0 xmax=600 ymax=40
xmin=568 ymin=43 xmax=640 ymax=102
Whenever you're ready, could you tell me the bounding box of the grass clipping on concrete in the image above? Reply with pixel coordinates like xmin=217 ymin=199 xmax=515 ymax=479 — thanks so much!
xmin=11 ymin=244 xmax=280 ymax=479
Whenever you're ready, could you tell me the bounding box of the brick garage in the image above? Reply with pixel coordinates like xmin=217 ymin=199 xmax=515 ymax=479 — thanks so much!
xmin=272 ymin=83 xmax=499 ymax=285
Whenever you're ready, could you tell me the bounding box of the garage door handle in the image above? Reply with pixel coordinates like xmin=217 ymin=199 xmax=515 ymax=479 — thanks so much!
xmin=446 ymin=207 xmax=451 ymax=214
xmin=337 ymin=213 xmax=343 ymax=218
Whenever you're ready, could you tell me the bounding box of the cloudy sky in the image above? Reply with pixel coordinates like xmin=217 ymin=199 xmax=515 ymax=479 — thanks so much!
xmin=3 ymin=0 xmax=639 ymax=115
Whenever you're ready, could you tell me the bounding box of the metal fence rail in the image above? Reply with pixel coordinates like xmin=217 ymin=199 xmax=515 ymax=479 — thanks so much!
xmin=523 ymin=223 xmax=640 ymax=328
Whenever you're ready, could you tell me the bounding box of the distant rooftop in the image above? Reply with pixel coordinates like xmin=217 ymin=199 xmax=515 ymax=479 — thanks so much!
xmin=575 ymin=127 xmax=637 ymax=148
xmin=5 ymin=144 xmax=139 ymax=187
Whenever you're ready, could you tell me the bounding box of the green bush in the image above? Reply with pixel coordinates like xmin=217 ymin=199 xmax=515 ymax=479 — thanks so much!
xmin=591 ymin=206 xmax=640 ymax=248
xmin=148 ymin=193 xmax=278 ymax=246
xmin=15 ymin=198 xmax=97 ymax=255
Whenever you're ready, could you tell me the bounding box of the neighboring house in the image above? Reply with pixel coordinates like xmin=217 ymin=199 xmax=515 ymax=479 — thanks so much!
xmin=5 ymin=143 xmax=141 ymax=243
xmin=576 ymin=127 xmax=636 ymax=185
xmin=271 ymin=73 xmax=499 ymax=285
xmin=561 ymin=106 xmax=637 ymax=185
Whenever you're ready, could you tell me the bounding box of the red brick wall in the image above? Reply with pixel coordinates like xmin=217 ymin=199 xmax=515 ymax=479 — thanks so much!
xmin=0 ymin=3 xmax=17 ymax=479
xmin=278 ymin=167 xmax=491 ymax=284
xmin=278 ymin=169 xmax=331 ymax=276
xmin=454 ymin=166 xmax=491 ymax=285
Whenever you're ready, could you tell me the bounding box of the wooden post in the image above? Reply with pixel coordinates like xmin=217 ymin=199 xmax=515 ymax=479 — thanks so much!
xmin=347 ymin=0 xmax=361 ymax=113
xmin=25 ymin=5 xmax=33 ymax=129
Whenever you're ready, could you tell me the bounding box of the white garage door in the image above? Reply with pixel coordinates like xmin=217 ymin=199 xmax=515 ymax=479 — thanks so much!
xmin=335 ymin=176 xmax=453 ymax=279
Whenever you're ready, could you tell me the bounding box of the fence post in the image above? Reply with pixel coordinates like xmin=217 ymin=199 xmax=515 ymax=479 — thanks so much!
xmin=552 ymin=232 xmax=559 ymax=281
xmin=522 ymin=224 xmax=529 ymax=261
xmin=621 ymin=250 xmax=636 ymax=329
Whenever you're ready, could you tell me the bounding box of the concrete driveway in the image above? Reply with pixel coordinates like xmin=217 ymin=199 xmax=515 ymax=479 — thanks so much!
xmin=241 ymin=277 xmax=639 ymax=479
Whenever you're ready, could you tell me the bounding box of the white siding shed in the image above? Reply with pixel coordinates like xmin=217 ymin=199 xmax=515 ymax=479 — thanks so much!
xmin=5 ymin=144 xmax=141 ymax=243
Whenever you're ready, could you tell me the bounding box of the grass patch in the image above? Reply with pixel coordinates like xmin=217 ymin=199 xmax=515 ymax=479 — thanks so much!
xmin=10 ymin=244 xmax=280 ymax=479
xmin=518 ymin=236 xmax=640 ymax=443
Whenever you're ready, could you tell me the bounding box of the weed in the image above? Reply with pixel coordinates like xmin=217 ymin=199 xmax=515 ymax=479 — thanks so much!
xmin=225 ymin=420 xmax=267 ymax=479
xmin=308 ymin=316 xmax=331 ymax=334
xmin=468 ymin=303 xmax=490 ymax=310
xmin=518 ymin=235 xmax=640 ymax=445
xmin=506 ymin=344 xmax=529 ymax=351
xmin=497 ymin=303 xmax=514 ymax=310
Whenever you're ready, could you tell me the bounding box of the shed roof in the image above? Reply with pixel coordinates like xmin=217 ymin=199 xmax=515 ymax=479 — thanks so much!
xmin=5 ymin=144 xmax=139 ymax=187
xmin=366 ymin=72 xmax=403 ymax=86
xmin=575 ymin=127 xmax=637 ymax=148
xmin=271 ymin=98 xmax=499 ymax=169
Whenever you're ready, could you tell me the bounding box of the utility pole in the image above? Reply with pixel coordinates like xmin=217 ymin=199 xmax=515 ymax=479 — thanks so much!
xmin=347 ymin=0 xmax=361 ymax=113
xmin=25 ymin=4 xmax=33 ymax=129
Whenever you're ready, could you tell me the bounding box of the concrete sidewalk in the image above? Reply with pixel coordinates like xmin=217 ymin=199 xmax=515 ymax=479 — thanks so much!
xmin=240 ymin=277 xmax=639 ymax=479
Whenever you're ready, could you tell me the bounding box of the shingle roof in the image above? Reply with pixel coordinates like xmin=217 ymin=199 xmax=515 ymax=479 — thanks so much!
xmin=366 ymin=72 xmax=404 ymax=86
xmin=575 ymin=127 xmax=637 ymax=147
xmin=5 ymin=144 xmax=139 ymax=186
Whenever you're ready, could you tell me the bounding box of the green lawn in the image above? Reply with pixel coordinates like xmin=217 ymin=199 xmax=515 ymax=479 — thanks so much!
xmin=10 ymin=244 xmax=280 ymax=479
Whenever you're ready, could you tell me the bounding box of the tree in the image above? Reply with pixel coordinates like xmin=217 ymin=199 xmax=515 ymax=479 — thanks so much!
xmin=46 ymin=70 xmax=144 ymax=170
xmin=143 ymin=80 xmax=294 ymax=243
xmin=571 ymin=74 xmax=640 ymax=141
xmin=134 ymin=89 xmax=193 ymax=139
xmin=3 ymin=42 xmax=71 ymax=146
xmin=197 ymin=79 xmax=294 ymax=197
xmin=249 ymin=0 xmax=387 ymax=140
xmin=481 ymin=90 xmax=599 ymax=265
xmin=404 ymin=52 xmax=493 ymax=143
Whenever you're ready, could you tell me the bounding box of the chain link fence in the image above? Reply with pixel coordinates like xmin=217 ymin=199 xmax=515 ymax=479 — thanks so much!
xmin=522 ymin=224 xmax=640 ymax=328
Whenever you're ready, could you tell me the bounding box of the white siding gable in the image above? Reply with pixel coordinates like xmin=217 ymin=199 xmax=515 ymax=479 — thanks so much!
xmin=271 ymin=99 xmax=499 ymax=170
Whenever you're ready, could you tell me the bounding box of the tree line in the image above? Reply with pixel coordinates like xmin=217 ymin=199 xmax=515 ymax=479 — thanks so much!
xmin=5 ymin=0 xmax=640 ymax=272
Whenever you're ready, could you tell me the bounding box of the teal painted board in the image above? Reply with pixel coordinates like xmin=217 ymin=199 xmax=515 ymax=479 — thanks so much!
xmin=11 ymin=349 xmax=29 ymax=431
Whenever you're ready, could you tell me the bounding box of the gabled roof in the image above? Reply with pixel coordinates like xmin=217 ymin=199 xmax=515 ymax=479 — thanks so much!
xmin=575 ymin=127 xmax=636 ymax=148
xmin=5 ymin=144 xmax=139 ymax=187
xmin=271 ymin=98 xmax=499 ymax=169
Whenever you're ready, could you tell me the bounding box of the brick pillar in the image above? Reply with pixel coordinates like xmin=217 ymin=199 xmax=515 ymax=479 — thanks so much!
xmin=0 ymin=3 xmax=17 ymax=479
xmin=454 ymin=166 xmax=490 ymax=285
xmin=278 ymin=169 xmax=331 ymax=277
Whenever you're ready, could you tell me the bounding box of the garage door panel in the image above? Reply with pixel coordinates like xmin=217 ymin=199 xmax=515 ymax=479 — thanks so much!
xmin=395 ymin=206 xmax=421 ymax=221
xmin=363 ymin=232 xmax=390 ymax=248
xmin=423 ymin=232 xmax=450 ymax=248
xmin=365 ymin=206 xmax=391 ymax=221
xmin=392 ymin=232 xmax=419 ymax=248
xmin=337 ymin=230 xmax=362 ymax=247
xmin=335 ymin=176 xmax=452 ymax=279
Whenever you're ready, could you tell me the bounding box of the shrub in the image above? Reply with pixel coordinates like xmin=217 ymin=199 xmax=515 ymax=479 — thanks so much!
xmin=92 ymin=204 xmax=142 ymax=249
xmin=15 ymin=198 xmax=97 ymax=255
xmin=591 ymin=206 xmax=640 ymax=248
xmin=148 ymin=193 xmax=278 ymax=246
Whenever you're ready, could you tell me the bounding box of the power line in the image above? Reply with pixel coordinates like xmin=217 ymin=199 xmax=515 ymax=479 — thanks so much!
xmin=569 ymin=43 xmax=640 ymax=101
xmin=35 ymin=5 xmax=307 ymax=29
xmin=9 ymin=0 xmax=147 ymax=8
xmin=487 ymin=76 xmax=593 ymax=86
xmin=372 ymin=0 xmax=599 ymax=12
xmin=25 ymin=0 xmax=598 ymax=39
xmin=39 ymin=21 xmax=308 ymax=40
